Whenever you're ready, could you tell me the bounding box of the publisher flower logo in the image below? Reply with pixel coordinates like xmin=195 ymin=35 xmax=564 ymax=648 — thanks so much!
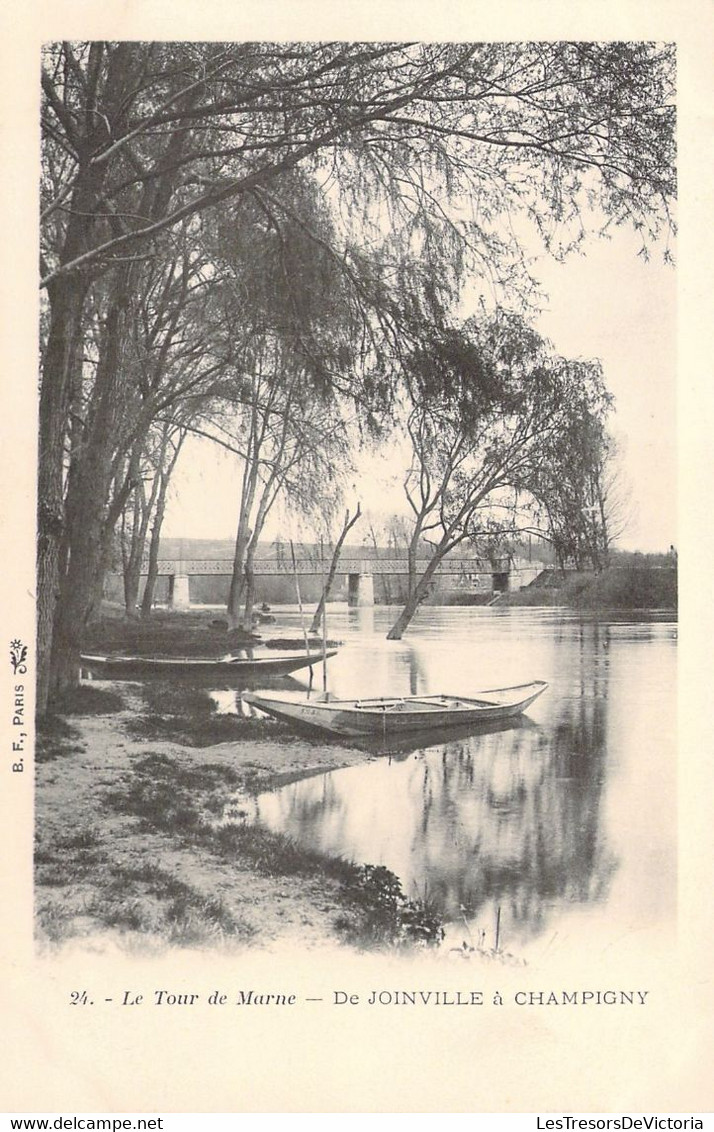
xmin=10 ymin=640 xmax=27 ymax=674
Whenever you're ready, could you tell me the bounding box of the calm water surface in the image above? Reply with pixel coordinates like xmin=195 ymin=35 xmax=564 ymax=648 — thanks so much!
xmin=235 ymin=606 xmax=677 ymax=959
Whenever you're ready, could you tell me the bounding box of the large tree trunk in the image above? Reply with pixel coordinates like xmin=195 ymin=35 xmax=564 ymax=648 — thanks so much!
xmin=39 ymin=46 xmax=200 ymax=707
xmin=310 ymin=505 xmax=361 ymax=634
xmin=38 ymin=173 xmax=102 ymax=710
xmin=37 ymin=276 xmax=88 ymax=711
xmin=49 ymin=276 xmax=133 ymax=699
xmin=37 ymin=47 xmax=137 ymax=711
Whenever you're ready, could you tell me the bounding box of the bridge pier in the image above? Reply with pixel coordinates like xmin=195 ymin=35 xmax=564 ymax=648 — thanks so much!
xmin=168 ymin=574 xmax=191 ymax=609
xmin=347 ymin=572 xmax=375 ymax=607
xmin=492 ymin=571 xmax=510 ymax=593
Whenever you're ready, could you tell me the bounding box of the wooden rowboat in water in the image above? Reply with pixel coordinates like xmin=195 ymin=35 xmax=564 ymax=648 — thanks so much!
xmin=242 ymin=681 xmax=548 ymax=737
xmin=80 ymin=649 xmax=337 ymax=679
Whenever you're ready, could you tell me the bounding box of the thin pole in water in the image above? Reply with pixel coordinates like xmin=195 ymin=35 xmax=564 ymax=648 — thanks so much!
xmin=495 ymin=905 xmax=501 ymax=953
xmin=320 ymin=536 xmax=328 ymax=695
xmin=290 ymin=539 xmax=313 ymax=697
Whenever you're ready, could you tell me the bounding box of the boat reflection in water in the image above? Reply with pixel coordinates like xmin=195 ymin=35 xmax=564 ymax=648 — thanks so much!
xmin=228 ymin=608 xmax=676 ymax=956
xmin=235 ymin=696 xmax=612 ymax=953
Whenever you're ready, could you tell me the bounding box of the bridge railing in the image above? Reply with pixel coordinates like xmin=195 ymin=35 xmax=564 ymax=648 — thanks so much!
xmin=141 ymin=557 xmax=512 ymax=577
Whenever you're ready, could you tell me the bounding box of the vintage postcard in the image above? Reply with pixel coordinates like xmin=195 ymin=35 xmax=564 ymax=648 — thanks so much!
xmin=1 ymin=0 xmax=712 ymax=1116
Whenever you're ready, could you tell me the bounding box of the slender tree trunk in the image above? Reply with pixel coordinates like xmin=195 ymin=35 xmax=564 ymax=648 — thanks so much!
xmin=242 ymin=551 xmax=257 ymax=632
xmin=141 ymin=487 xmax=168 ymax=617
xmin=123 ymin=452 xmax=161 ymax=616
xmin=227 ymin=417 xmax=261 ymax=628
xmin=227 ymin=520 xmax=252 ymax=628
xmin=406 ymin=524 xmax=424 ymax=601
xmin=123 ymin=487 xmax=147 ymax=618
xmin=88 ymin=456 xmax=136 ymax=618
xmin=120 ymin=501 xmax=133 ymax=608
xmin=90 ymin=513 xmax=120 ymax=619
xmin=386 ymin=551 xmax=444 ymax=640
xmin=310 ymin=505 xmax=362 ymax=634
xmin=241 ymin=479 xmax=279 ymax=630
xmin=595 ymin=475 xmax=610 ymax=570
xmin=141 ymin=432 xmax=185 ymax=617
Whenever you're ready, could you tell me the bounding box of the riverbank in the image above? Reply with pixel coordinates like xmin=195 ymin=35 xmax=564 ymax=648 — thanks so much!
xmin=79 ymin=605 xmax=340 ymax=657
xmin=497 ymin=563 xmax=677 ymax=611
xmin=36 ymin=654 xmax=443 ymax=956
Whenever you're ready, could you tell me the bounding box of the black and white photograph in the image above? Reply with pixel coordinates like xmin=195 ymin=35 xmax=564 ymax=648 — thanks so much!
xmin=1 ymin=6 xmax=712 ymax=1117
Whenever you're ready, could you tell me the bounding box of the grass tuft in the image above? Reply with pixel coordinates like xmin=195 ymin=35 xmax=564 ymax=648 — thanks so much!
xmin=48 ymin=684 xmax=126 ymax=716
xmin=92 ymin=863 xmax=254 ymax=944
xmin=35 ymin=901 xmax=75 ymax=943
xmin=121 ymin=683 xmax=286 ymax=747
xmin=104 ymin=753 xmax=242 ymax=830
xmin=210 ymin=823 xmax=357 ymax=884
xmin=124 ymin=712 xmax=284 ymax=747
xmin=140 ymin=683 xmax=217 ymax=718
xmin=337 ymin=864 xmax=445 ymax=950
xmin=35 ymin=716 xmax=85 ymax=762
xmin=35 ymin=825 xmax=107 ymax=886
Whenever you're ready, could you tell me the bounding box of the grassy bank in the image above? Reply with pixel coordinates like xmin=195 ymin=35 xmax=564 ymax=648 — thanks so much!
xmin=35 ymin=679 xmax=443 ymax=954
xmin=501 ymin=563 xmax=677 ymax=611
xmin=81 ymin=605 xmax=340 ymax=656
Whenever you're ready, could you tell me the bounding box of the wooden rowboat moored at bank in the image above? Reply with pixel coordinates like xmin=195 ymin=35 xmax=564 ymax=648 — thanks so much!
xmin=242 ymin=681 xmax=548 ymax=737
xmin=80 ymin=650 xmax=337 ymax=679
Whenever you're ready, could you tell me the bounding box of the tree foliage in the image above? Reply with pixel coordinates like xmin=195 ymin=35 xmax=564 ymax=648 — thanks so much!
xmin=41 ymin=41 xmax=675 ymax=290
xmin=37 ymin=40 xmax=675 ymax=709
xmin=387 ymin=312 xmax=614 ymax=638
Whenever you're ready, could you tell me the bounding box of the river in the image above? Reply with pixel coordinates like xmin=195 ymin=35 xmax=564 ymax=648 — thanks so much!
xmin=232 ymin=605 xmax=677 ymax=962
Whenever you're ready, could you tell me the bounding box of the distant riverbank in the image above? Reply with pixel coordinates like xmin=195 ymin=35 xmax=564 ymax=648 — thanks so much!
xmin=499 ymin=563 xmax=677 ymax=612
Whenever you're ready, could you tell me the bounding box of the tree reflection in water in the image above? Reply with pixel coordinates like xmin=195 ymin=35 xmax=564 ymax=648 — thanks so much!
xmin=243 ymin=615 xmax=675 ymax=949
xmin=247 ymin=705 xmax=614 ymax=949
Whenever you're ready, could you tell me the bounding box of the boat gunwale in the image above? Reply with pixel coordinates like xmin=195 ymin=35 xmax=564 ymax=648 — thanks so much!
xmin=80 ymin=649 xmax=336 ymax=668
xmin=244 ymin=681 xmax=548 ymax=721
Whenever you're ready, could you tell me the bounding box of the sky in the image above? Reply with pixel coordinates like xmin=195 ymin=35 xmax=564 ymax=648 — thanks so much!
xmin=162 ymin=227 xmax=677 ymax=554
xmin=533 ymin=232 xmax=676 ymax=552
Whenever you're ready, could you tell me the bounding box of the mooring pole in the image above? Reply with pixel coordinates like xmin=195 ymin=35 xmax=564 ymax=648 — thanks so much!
xmin=290 ymin=539 xmax=313 ymax=696
xmin=320 ymin=537 xmax=328 ymax=695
